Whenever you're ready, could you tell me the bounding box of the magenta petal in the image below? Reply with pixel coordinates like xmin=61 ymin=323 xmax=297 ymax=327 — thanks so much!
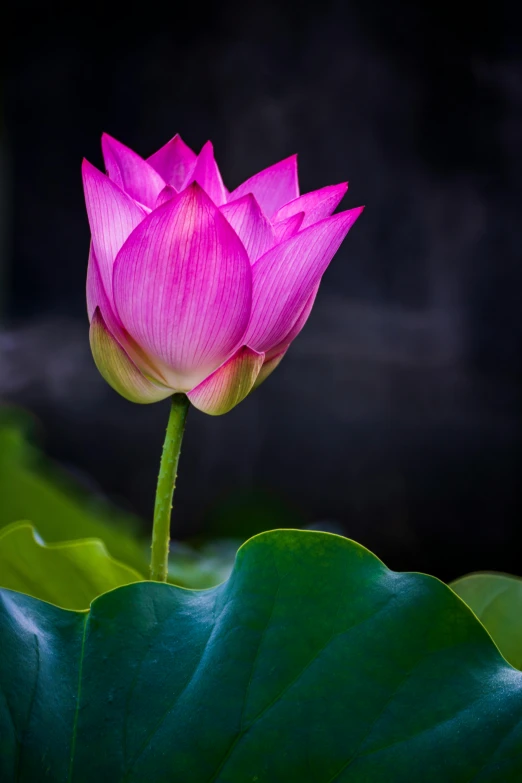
xmin=101 ymin=134 xmax=166 ymax=208
xmin=272 ymin=183 xmax=348 ymax=228
xmin=187 ymin=346 xmax=264 ymax=415
xmin=82 ymin=159 xmax=146 ymax=308
xmin=90 ymin=308 xmax=173 ymax=404
xmin=266 ymin=285 xmax=319 ymax=360
xmin=273 ymin=212 xmax=304 ymax=243
xmin=86 ymin=244 xmax=120 ymax=328
xmin=228 ymin=155 xmax=299 ymax=219
xmin=191 ymin=141 xmax=227 ymax=206
xmin=220 ymin=194 xmax=275 ymax=263
xmin=147 ymin=134 xmax=197 ymax=190
xmin=87 ymin=245 xmax=167 ymax=383
xmin=113 ymin=183 xmax=252 ymax=391
xmin=245 ymin=207 xmax=364 ymax=353
xmin=155 ymin=185 xmax=177 ymax=208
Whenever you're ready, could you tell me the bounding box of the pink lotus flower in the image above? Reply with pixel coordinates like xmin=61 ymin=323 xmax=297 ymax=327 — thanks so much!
xmin=83 ymin=134 xmax=363 ymax=414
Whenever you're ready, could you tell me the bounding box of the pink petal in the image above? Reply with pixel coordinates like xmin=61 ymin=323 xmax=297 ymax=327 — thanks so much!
xmin=187 ymin=346 xmax=264 ymax=415
xmin=147 ymin=134 xmax=197 ymax=190
xmin=155 ymin=185 xmax=177 ymax=208
xmin=252 ymin=347 xmax=289 ymax=390
xmin=228 ymin=155 xmax=299 ymax=219
xmin=82 ymin=159 xmax=146 ymax=309
xmin=87 ymin=246 xmax=126 ymax=348
xmin=113 ymin=183 xmax=252 ymax=391
xmin=265 ymin=285 xmax=319 ymax=360
xmin=87 ymin=245 xmax=168 ymax=384
xmin=272 ymin=183 xmax=348 ymax=228
xmin=273 ymin=212 xmax=304 ymax=243
xmin=220 ymin=194 xmax=275 ymax=263
xmin=191 ymin=141 xmax=227 ymax=206
xmin=245 ymin=207 xmax=364 ymax=353
xmin=86 ymin=244 xmax=108 ymax=322
xmin=102 ymin=134 xmax=166 ymax=208
xmin=90 ymin=309 xmax=173 ymax=404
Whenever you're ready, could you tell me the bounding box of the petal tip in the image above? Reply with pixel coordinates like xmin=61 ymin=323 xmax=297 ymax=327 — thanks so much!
xmin=81 ymin=157 xmax=97 ymax=175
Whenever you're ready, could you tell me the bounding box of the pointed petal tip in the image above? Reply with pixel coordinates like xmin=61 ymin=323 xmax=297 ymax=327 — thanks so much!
xmin=147 ymin=134 xmax=198 ymax=191
xmin=220 ymin=192 xmax=275 ymax=262
xmin=272 ymin=211 xmax=305 ymax=242
xmin=229 ymin=191 xmax=257 ymax=207
xmin=331 ymin=204 xmax=364 ymax=224
xmin=174 ymin=179 xmax=208 ymax=204
xmin=246 ymin=206 xmax=361 ymax=353
xmin=151 ymin=179 xmax=204 ymax=214
xmin=230 ymin=153 xmax=299 ymax=218
xmin=81 ymin=157 xmax=98 ymax=176
xmin=100 ymin=132 xmax=121 ymax=156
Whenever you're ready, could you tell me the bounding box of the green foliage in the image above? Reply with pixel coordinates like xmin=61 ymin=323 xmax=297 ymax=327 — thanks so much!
xmin=168 ymin=538 xmax=239 ymax=588
xmin=0 ymin=522 xmax=142 ymax=609
xmin=451 ymin=571 xmax=522 ymax=670
xmin=0 ymin=410 xmax=147 ymax=572
xmin=2 ymin=530 xmax=522 ymax=782
xmin=0 ymin=409 xmax=244 ymax=591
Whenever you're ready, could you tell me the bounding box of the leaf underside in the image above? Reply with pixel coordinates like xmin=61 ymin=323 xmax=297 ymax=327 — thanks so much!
xmin=451 ymin=571 xmax=522 ymax=670
xmin=0 ymin=522 xmax=142 ymax=610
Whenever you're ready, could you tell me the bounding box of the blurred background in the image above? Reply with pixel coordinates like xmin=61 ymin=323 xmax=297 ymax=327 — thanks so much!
xmin=1 ymin=0 xmax=521 ymax=582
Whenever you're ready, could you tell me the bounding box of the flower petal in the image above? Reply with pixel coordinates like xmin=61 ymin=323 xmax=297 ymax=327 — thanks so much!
xmin=272 ymin=183 xmax=348 ymax=228
xmin=86 ymin=244 xmax=107 ymax=322
xmin=220 ymin=194 xmax=275 ymax=263
xmin=82 ymin=159 xmax=146 ymax=309
xmin=191 ymin=141 xmax=227 ymax=206
xmin=228 ymin=155 xmax=299 ymax=218
xmin=273 ymin=212 xmax=304 ymax=242
xmin=87 ymin=244 xmax=167 ymax=383
xmin=187 ymin=346 xmax=264 ymax=415
xmin=265 ymin=285 xmax=319 ymax=360
xmin=86 ymin=245 xmax=125 ymax=344
xmin=90 ymin=308 xmax=173 ymax=404
xmin=113 ymin=183 xmax=252 ymax=391
xmin=245 ymin=207 xmax=364 ymax=353
xmin=147 ymin=134 xmax=197 ymax=189
xmin=155 ymin=185 xmax=177 ymax=208
xmin=253 ymin=347 xmax=288 ymax=390
xmin=101 ymin=134 xmax=166 ymax=208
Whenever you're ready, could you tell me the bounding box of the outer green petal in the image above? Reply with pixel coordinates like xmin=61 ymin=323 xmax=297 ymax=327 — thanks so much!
xmin=89 ymin=308 xmax=173 ymax=404
xmin=252 ymin=346 xmax=288 ymax=390
xmin=187 ymin=346 xmax=264 ymax=415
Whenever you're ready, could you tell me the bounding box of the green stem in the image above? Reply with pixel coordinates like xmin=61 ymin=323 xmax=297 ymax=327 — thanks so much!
xmin=150 ymin=394 xmax=190 ymax=581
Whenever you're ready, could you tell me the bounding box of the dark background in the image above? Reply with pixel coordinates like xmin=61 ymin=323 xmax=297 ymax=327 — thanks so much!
xmin=1 ymin=0 xmax=521 ymax=580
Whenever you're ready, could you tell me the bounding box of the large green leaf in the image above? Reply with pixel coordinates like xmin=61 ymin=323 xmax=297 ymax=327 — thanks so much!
xmin=1 ymin=529 xmax=522 ymax=782
xmin=0 ymin=522 xmax=142 ymax=609
xmin=451 ymin=572 xmax=522 ymax=670
xmin=0 ymin=411 xmax=147 ymax=572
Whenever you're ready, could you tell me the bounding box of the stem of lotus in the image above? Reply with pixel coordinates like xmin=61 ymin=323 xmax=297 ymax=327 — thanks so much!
xmin=150 ymin=393 xmax=190 ymax=581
